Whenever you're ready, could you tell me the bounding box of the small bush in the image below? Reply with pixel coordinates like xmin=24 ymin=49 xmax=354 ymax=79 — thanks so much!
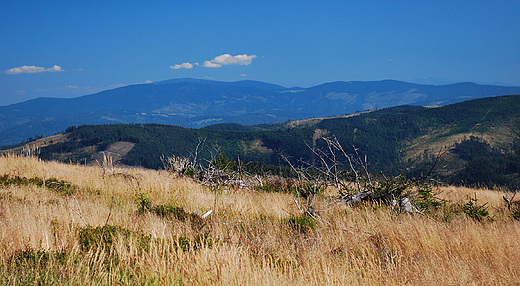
xmin=77 ymin=225 xmax=211 ymax=254
xmin=254 ymin=184 xmax=283 ymax=193
xmin=9 ymin=247 xmax=71 ymax=268
xmin=184 ymin=167 xmax=198 ymax=178
xmin=152 ymin=204 xmax=205 ymax=230
xmin=10 ymin=248 xmax=49 ymax=268
xmin=0 ymin=175 xmax=44 ymax=188
xmin=209 ymin=154 xmax=235 ymax=173
xmin=0 ymin=174 xmax=75 ymax=195
xmin=135 ymin=193 xmax=205 ymax=230
xmin=135 ymin=193 xmax=152 ymax=214
xmin=296 ymin=182 xmax=325 ymax=199
xmin=152 ymin=205 xmax=188 ymax=219
xmin=77 ymin=225 xmax=151 ymax=252
xmin=461 ymin=194 xmax=493 ymax=222
xmin=414 ymin=185 xmax=446 ymax=212
xmin=285 ymin=215 xmax=316 ymax=234
xmin=510 ymin=205 xmax=520 ymax=221
xmin=45 ymin=178 xmax=76 ymax=195
xmin=368 ymin=174 xmax=409 ymax=198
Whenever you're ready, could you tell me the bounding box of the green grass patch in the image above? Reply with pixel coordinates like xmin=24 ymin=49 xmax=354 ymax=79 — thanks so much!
xmin=0 ymin=174 xmax=76 ymax=196
xmin=135 ymin=193 xmax=206 ymax=231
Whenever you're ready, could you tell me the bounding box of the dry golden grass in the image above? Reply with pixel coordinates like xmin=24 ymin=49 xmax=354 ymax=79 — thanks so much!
xmin=1 ymin=153 xmax=519 ymax=285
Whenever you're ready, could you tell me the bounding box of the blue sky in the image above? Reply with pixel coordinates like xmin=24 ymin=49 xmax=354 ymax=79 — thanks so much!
xmin=1 ymin=0 xmax=519 ymax=106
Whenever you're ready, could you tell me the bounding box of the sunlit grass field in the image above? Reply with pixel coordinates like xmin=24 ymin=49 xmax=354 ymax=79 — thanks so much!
xmin=1 ymin=154 xmax=519 ymax=285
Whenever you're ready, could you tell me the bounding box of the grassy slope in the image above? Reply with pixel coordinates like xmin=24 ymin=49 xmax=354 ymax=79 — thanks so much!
xmin=400 ymin=96 xmax=520 ymax=161
xmin=1 ymin=154 xmax=519 ymax=285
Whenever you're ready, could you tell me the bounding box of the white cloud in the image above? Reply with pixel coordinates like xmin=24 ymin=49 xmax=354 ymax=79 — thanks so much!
xmin=5 ymin=65 xmax=64 ymax=74
xmin=6 ymin=66 xmax=44 ymax=74
xmin=203 ymin=61 xmax=222 ymax=68
xmin=169 ymin=54 xmax=257 ymax=70
xmin=203 ymin=54 xmax=257 ymax=68
xmin=170 ymin=62 xmax=198 ymax=70
xmin=47 ymin=65 xmax=62 ymax=72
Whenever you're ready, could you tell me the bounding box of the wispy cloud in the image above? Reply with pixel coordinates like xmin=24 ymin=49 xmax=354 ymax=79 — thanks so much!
xmin=13 ymin=90 xmax=26 ymax=95
xmin=5 ymin=65 xmax=64 ymax=74
xmin=170 ymin=62 xmax=198 ymax=70
xmin=34 ymin=85 xmax=92 ymax=95
xmin=203 ymin=54 xmax=257 ymax=68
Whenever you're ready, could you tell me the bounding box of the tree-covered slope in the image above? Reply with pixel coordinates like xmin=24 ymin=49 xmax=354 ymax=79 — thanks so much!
xmin=11 ymin=95 xmax=520 ymax=189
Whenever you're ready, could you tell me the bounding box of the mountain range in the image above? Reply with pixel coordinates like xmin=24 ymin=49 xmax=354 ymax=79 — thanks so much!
xmin=6 ymin=94 xmax=519 ymax=189
xmin=1 ymin=78 xmax=520 ymax=147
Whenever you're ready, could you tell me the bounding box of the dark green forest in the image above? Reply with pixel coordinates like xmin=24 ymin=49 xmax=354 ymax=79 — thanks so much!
xmin=34 ymin=95 xmax=520 ymax=189
xmin=451 ymin=136 xmax=520 ymax=188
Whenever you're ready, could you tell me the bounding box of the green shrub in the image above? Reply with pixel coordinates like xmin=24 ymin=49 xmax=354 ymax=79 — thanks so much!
xmin=152 ymin=205 xmax=188 ymax=219
xmin=210 ymin=153 xmax=235 ymax=173
xmin=135 ymin=193 xmax=152 ymax=214
xmin=44 ymin=178 xmax=76 ymax=195
xmin=461 ymin=194 xmax=493 ymax=222
xmin=367 ymin=174 xmax=409 ymax=198
xmin=152 ymin=204 xmax=205 ymax=230
xmin=135 ymin=193 xmax=206 ymax=231
xmin=0 ymin=174 xmax=75 ymax=196
xmin=510 ymin=205 xmax=520 ymax=221
xmin=9 ymin=247 xmax=72 ymax=268
xmin=77 ymin=224 xmax=211 ymax=254
xmin=414 ymin=185 xmax=446 ymax=212
xmin=254 ymin=184 xmax=283 ymax=193
xmin=184 ymin=167 xmax=198 ymax=178
xmin=77 ymin=225 xmax=151 ymax=252
xmin=10 ymin=248 xmax=49 ymax=268
xmin=285 ymin=215 xmax=316 ymax=234
xmin=296 ymin=182 xmax=325 ymax=199
xmin=0 ymin=174 xmax=44 ymax=188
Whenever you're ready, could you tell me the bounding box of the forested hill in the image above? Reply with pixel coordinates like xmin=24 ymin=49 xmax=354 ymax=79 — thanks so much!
xmin=2 ymin=78 xmax=520 ymax=146
xmin=10 ymin=95 xmax=520 ymax=189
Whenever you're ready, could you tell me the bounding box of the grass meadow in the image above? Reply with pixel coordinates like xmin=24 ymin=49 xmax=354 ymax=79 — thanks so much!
xmin=0 ymin=153 xmax=519 ymax=285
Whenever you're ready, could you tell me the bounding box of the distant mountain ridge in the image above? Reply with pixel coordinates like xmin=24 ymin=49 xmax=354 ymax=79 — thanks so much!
xmin=6 ymin=95 xmax=520 ymax=188
xmin=1 ymin=78 xmax=520 ymax=146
